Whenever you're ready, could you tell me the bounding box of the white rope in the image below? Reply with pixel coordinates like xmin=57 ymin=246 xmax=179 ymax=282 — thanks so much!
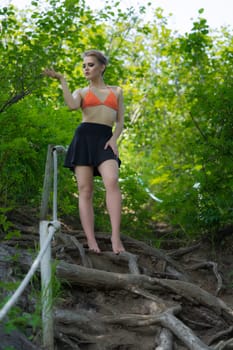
xmin=0 ymin=221 xmax=60 ymax=321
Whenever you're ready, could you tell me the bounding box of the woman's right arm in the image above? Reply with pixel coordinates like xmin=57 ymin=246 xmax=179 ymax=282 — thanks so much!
xmin=43 ymin=68 xmax=81 ymax=110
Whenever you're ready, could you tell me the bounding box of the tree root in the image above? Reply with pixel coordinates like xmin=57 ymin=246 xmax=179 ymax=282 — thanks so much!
xmin=188 ymin=260 xmax=223 ymax=295
xmin=214 ymin=338 xmax=233 ymax=350
xmin=155 ymin=328 xmax=173 ymax=350
xmin=208 ymin=326 xmax=233 ymax=346
xmin=56 ymin=259 xmax=233 ymax=349
xmin=56 ymin=261 xmax=232 ymax=317
xmin=1 ymin=218 xmax=233 ymax=350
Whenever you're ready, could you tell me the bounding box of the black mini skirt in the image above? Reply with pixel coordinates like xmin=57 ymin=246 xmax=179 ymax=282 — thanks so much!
xmin=64 ymin=122 xmax=121 ymax=176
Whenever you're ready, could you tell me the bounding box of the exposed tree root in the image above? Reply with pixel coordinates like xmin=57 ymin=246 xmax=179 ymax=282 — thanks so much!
xmin=56 ymin=260 xmax=232 ymax=318
xmin=155 ymin=328 xmax=173 ymax=350
xmin=1 ymin=215 xmax=233 ymax=350
xmin=53 ymin=230 xmax=233 ymax=349
xmin=188 ymin=260 xmax=223 ymax=296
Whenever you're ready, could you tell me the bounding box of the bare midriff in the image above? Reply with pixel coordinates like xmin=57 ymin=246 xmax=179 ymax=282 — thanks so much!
xmin=82 ymin=105 xmax=117 ymax=127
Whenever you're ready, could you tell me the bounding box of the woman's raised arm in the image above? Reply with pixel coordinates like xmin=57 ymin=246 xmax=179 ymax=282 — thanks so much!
xmin=43 ymin=68 xmax=81 ymax=110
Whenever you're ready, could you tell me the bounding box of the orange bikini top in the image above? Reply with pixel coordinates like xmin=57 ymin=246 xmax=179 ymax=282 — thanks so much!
xmin=82 ymin=87 xmax=118 ymax=111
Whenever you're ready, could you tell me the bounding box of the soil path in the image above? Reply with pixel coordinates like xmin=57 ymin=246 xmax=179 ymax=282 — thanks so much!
xmin=1 ymin=208 xmax=233 ymax=349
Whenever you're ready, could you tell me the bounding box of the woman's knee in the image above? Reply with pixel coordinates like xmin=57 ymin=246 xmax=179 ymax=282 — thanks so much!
xmin=103 ymin=175 xmax=120 ymax=192
xmin=78 ymin=183 xmax=93 ymax=199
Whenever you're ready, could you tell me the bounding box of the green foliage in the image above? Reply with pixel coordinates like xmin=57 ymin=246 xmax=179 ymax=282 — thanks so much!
xmin=119 ymin=168 xmax=154 ymax=236
xmin=0 ymin=208 xmax=21 ymax=239
xmin=0 ymin=258 xmax=63 ymax=345
xmin=1 ymin=0 xmax=233 ymax=242
xmin=92 ymin=166 xmax=152 ymax=236
xmin=0 ymin=97 xmax=75 ymax=205
xmin=1 ymin=275 xmax=42 ymax=337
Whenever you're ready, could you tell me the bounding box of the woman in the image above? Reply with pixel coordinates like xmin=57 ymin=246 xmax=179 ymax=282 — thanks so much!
xmin=44 ymin=50 xmax=125 ymax=254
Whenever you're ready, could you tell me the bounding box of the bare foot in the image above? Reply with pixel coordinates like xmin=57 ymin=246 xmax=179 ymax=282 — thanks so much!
xmin=111 ymin=236 xmax=125 ymax=254
xmin=87 ymin=238 xmax=101 ymax=253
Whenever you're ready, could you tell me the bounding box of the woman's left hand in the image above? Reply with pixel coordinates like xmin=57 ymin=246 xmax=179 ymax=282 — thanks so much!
xmin=104 ymin=138 xmax=119 ymax=157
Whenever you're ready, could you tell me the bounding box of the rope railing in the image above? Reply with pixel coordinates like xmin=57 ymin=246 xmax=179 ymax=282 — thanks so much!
xmin=0 ymin=142 xmax=161 ymax=349
xmin=0 ymin=144 xmax=67 ymax=350
xmin=0 ymin=221 xmax=60 ymax=321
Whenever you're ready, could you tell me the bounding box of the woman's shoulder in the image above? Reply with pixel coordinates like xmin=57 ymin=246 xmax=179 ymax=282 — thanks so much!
xmin=81 ymin=86 xmax=89 ymax=92
xmin=73 ymin=86 xmax=89 ymax=98
xmin=109 ymin=85 xmax=123 ymax=96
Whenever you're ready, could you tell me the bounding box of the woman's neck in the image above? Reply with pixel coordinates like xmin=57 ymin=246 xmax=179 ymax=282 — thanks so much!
xmin=90 ymin=78 xmax=106 ymax=89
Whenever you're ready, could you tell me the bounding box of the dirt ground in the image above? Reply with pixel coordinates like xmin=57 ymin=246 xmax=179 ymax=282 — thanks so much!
xmin=1 ymin=208 xmax=233 ymax=349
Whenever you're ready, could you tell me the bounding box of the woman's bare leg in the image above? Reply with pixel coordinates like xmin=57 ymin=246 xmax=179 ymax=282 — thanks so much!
xmin=98 ymin=160 xmax=125 ymax=254
xmin=75 ymin=166 xmax=100 ymax=253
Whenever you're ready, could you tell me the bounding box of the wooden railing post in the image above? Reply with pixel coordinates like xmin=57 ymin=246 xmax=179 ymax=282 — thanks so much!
xmin=40 ymin=145 xmax=54 ymax=220
xmin=40 ymin=220 xmax=54 ymax=350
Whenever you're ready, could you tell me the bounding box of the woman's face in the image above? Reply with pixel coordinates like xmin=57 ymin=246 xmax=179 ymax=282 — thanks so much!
xmin=83 ymin=56 xmax=105 ymax=80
